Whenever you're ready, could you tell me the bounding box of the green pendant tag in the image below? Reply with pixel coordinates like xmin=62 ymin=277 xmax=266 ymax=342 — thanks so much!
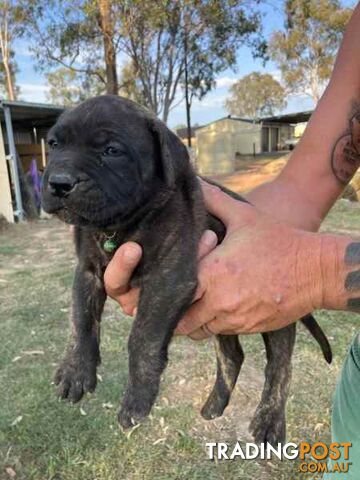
xmin=103 ymin=239 xmax=117 ymax=253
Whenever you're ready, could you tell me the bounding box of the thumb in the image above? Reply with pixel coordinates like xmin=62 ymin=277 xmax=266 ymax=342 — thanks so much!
xmin=104 ymin=242 xmax=142 ymax=298
xmin=199 ymin=178 xmax=254 ymax=228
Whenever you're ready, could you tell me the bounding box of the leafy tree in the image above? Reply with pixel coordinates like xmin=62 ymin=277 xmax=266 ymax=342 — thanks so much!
xmin=269 ymin=0 xmax=353 ymax=102
xmin=0 ymin=1 xmax=26 ymax=100
xmin=45 ymin=62 xmax=144 ymax=106
xmin=25 ymin=0 xmax=265 ymax=124
xmin=225 ymin=72 xmax=287 ymax=119
xmin=45 ymin=67 xmax=105 ymax=105
xmin=24 ymin=0 xmax=121 ymax=95
xmin=117 ymin=61 xmax=146 ymax=104
xmin=119 ymin=0 xmax=266 ymax=124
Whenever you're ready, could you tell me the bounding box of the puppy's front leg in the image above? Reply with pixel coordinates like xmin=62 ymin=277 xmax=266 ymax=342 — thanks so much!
xmin=118 ymin=270 xmax=197 ymax=429
xmin=55 ymin=264 xmax=106 ymax=403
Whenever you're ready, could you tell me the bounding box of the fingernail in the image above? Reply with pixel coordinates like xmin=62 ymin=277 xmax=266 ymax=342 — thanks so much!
xmin=202 ymin=230 xmax=218 ymax=247
xmin=124 ymin=245 xmax=140 ymax=263
xmin=133 ymin=307 xmax=138 ymax=316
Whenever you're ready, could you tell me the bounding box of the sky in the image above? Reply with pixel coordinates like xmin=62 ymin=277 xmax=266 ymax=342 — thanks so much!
xmin=11 ymin=0 xmax=356 ymax=128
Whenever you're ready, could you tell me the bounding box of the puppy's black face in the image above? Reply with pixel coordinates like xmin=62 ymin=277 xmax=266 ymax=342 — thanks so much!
xmin=41 ymin=95 xmax=166 ymax=228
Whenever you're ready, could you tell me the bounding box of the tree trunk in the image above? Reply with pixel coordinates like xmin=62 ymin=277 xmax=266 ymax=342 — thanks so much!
xmin=3 ymin=56 xmax=16 ymax=100
xmin=98 ymin=0 xmax=118 ymax=94
xmin=183 ymin=27 xmax=192 ymax=148
xmin=0 ymin=14 xmax=16 ymax=101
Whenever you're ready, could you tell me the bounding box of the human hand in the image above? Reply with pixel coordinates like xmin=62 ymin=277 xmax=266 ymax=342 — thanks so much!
xmin=174 ymin=180 xmax=325 ymax=339
xmin=104 ymin=228 xmax=218 ymax=317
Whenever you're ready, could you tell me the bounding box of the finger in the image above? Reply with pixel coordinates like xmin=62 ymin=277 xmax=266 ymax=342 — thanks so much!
xmin=118 ymin=287 xmax=140 ymax=316
xmin=104 ymin=242 xmax=142 ymax=298
xmin=188 ymin=323 xmax=215 ymax=341
xmin=198 ymin=229 xmax=218 ymax=260
xmin=188 ymin=318 xmax=236 ymax=340
xmin=188 ymin=327 xmax=212 ymax=341
xmin=198 ymin=178 xmax=254 ymax=228
xmin=174 ymin=296 xmax=214 ymax=335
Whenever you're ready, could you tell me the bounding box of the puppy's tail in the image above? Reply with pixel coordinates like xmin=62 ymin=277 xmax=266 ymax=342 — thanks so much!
xmin=301 ymin=314 xmax=332 ymax=364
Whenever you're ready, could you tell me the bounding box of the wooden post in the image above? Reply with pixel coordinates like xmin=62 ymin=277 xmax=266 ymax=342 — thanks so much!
xmin=0 ymin=123 xmax=14 ymax=222
xmin=41 ymin=138 xmax=46 ymax=169
xmin=3 ymin=105 xmax=24 ymax=220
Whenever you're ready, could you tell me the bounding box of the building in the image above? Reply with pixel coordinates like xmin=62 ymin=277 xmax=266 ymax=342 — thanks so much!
xmin=195 ymin=111 xmax=313 ymax=175
xmin=175 ymin=125 xmax=202 ymax=149
xmin=0 ymin=100 xmax=64 ymax=222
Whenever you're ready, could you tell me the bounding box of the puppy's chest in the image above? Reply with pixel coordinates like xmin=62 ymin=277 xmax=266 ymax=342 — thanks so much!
xmin=93 ymin=230 xmax=157 ymax=286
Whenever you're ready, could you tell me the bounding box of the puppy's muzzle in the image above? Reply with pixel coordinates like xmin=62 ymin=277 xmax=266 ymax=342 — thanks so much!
xmin=48 ymin=173 xmax=79 ymax=198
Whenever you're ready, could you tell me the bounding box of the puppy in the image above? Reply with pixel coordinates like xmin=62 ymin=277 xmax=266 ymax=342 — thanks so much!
xmin=41 ymin=95 xmax=332 ymax=444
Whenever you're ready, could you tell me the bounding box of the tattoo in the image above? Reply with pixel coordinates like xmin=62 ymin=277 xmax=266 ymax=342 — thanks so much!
xmin=344 ymin=242 xmax=360 ymax=311
xmin=345 ymin=242 xmax=360 ymax=265
xmin=348 ymin=298 xmax=360 ymax=312
xmin=331 ymin=103 xmax=360 ymax=185
xmin=345 ymin=270 xmax=360 ymax=291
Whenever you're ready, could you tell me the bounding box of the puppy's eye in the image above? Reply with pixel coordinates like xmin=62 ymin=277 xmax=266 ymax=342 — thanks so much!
xmin=103 ymin=146 xmax=120 ymax=156
xmin=48 ymin=139 xmax=58 ymax=150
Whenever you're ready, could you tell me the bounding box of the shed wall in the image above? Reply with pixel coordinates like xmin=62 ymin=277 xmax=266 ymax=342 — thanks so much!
xmin=196 ymin=119 xmax=262 ymax=174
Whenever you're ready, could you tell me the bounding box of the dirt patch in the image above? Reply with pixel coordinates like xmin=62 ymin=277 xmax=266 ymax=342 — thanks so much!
xmin=0 ymin=214 xmax=10 ymax=233
xmin=162 ymin=338 xmax=265 ymax=444
xmin=209 ymin=155 xmax=289 ymax=194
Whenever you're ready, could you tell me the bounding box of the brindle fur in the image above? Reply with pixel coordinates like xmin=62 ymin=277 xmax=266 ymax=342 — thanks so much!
xmin=41 ymin=95 xmax=332 ymax=442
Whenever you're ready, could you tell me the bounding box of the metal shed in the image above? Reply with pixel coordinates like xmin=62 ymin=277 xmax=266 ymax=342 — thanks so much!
xmin=0 ymin=100 xmax=64 ymax=222
xmin=195 ymin=111 xmax=313 ymax=175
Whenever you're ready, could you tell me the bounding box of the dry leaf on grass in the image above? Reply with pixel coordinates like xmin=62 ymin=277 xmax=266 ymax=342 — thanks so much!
xmin=5 ymin=467 xmax=16 ymax=478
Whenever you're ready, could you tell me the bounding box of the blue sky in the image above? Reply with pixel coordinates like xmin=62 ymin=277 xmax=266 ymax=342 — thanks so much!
xmin=12 ymin=0 xmax=356 ymax=128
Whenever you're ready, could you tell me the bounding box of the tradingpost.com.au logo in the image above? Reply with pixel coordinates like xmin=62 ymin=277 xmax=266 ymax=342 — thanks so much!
xmin=206 ymin=441 xmax=352 ymax=474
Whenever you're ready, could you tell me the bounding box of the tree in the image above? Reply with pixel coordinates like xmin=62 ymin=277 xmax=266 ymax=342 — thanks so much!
xmin=45 ymin=62 xmax=144 ymax=106
xmin=45 ymin=67 xmax=105 ymax=105
xmin=269 ymin=0 xmax=353 ymax=103
xmin=117 ymin=61 xmax=146 ymax=104
xmin=0 ymin=1 xmax=25 ymax=100
xmin=24 ymin=0 xmax=121 ymax=95
xmin=225 ymin=72 xmax=287 ymax=119
xmin=119 ymin=0 xmax=266 ymax=125
xmin=25 ymin=0 xmax=265 ymax=124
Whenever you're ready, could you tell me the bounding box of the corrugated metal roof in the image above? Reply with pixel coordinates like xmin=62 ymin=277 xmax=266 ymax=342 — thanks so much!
xmin=195 ymin=110 xmax=314 ymax=133
xmin=260 ymin=110 xmax=313 ymax=124
xmin=0 ymin=99 xmax=64 ymax=125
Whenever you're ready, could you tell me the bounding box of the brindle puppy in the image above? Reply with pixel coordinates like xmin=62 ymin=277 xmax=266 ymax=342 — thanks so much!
xmin=41 ymin=95 xmax=332 ymax=444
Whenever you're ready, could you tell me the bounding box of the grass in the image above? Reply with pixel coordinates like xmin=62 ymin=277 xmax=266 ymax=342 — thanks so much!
xmin=1 ymin=200 xmax=360 ymax=480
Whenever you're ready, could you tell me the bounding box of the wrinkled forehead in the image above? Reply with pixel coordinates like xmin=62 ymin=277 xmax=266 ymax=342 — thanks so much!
xmin=49 ymin=97 xmax=154 ymax=151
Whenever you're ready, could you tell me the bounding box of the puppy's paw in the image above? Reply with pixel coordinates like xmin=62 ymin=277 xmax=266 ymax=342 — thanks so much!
xmin=54 ymin=354 xmax=97 ymax=403
xmin=249 ymin=404 xmax=286 ymax=445
xmin=118 ymin=389 xmax=153 ymax=429
xmin=201 ymin=390 xmax=228 ymax=420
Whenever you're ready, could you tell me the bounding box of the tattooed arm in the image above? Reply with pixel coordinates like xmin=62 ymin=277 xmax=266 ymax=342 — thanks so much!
xmin=247 ymin=3 xmax=360 ymax=232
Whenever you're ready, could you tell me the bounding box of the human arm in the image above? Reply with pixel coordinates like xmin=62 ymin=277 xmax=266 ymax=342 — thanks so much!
xmin=175 ymin=181 xmax=354 ymax=338
xmin=247 ymin=2 xmax=360 ymax=231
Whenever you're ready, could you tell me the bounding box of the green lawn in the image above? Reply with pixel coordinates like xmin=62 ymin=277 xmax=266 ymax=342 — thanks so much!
xmin=1 ymin=200 xmax=360 ymax=480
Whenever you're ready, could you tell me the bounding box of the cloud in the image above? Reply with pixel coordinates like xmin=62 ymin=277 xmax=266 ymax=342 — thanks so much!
xmin=215 ymin=76 xmax=237 ymax=88
xmin=18 ymin=83 xmax=50 ymax=103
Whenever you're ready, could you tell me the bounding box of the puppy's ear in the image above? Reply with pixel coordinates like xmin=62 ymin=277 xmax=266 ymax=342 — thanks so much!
xmin=149 ymin=118 xmax=189 ymax=187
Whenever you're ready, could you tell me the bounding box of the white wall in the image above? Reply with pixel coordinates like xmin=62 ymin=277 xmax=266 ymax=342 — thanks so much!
xmin=0 ymin=124 xmax=14 ymax=222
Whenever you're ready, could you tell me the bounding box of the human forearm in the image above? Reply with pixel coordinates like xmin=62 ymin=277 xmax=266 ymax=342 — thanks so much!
xmin=258 ymin=4 xmax=360 ymax=228
xmin=247 ymin=176 xmax=323 ymax=231
xmin=304 ymin=232 xmax=360 ymax=314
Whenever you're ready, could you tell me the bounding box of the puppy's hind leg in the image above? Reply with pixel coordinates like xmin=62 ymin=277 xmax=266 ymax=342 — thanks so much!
xmin=249 ymin=325 xmax=296 ymax=445
xmin=201 ymin=335 xmax=244 ymax=420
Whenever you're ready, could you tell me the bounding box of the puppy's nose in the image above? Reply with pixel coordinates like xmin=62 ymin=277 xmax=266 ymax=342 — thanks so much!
xmin=48 ymin=173 xmax=78 ymax=197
